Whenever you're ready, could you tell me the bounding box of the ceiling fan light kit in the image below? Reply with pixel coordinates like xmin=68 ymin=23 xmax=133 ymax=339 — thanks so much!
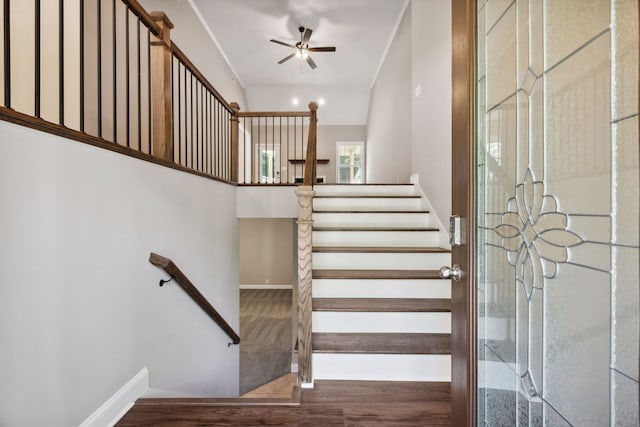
xmin=270 ymin=26 xmax=336 ymax=70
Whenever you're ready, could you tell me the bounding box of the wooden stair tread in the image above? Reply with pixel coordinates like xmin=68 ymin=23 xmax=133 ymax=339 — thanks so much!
xmin=313 ymin=226 xmax=439 ymax=232
xmin=302 ymin=380 xmax=450 ymax=404
xmin=313 ymin=298 xmax=451 ymax=312
xmin=313 ymin=269 xmax=443 ymax=280
xmin=312 ymin=333 xmax=451 ymax=354
xmin=313 ymin=246 xmax=450 ymax=253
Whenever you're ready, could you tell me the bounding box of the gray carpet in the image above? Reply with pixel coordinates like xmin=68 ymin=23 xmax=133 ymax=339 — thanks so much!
xmin=239 ymin=289 xmax=293 ymax=395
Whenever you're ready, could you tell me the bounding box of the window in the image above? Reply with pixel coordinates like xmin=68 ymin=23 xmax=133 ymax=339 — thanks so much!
xmin=336 ymin=142 xmax=364 ymax=184
xmin=255 ymin=144 xmax=281 ymax=183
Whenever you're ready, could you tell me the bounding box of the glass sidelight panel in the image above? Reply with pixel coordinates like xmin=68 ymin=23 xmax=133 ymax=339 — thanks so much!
xmin=476 ymin=0 xmax=639 ymax=426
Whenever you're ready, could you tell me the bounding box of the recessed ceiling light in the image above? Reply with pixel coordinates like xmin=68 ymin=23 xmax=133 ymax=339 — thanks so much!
xmin=292 ymin=98 xmax=299 ymax=106
xmin=318 ymin=98 xmax=326 ymax=106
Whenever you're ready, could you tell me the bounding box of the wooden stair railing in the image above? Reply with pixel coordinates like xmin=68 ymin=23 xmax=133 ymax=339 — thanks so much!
xmin=149 ymin=252 xmax=240 ymax=345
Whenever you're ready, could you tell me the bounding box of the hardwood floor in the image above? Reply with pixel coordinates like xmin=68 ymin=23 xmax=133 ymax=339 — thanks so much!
xmin=116 ymin=380 xmax=451 ymax=426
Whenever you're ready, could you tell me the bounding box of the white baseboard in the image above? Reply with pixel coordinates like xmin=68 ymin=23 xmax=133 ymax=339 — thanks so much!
xmin=300 ymin=380 xmax=315 ymax=389
xmin=240 ymin=284 xmax=294 ymax=290
xmin=79 ymin=367 xmax=149 ymax=427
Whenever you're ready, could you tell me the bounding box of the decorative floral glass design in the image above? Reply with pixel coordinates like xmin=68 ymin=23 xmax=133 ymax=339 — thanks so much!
xmin=492 ymin=168 xmax=585 ymax=400
xmin=494 ymin=169 xmax=584 ymax=298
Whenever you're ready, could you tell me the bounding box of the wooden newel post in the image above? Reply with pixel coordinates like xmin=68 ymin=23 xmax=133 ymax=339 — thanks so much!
xmin=304 ymin=102 xmax=318 ymax=185
xmin=296 ymin=185 xmax=314 ymax=385
xmin=150 ymin=12 xmax=174 ymax=162
xmin=230 ymin=102 xmax=240 ymax=183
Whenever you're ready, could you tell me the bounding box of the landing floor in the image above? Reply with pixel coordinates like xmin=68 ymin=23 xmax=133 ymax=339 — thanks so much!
xmin=117 ymin=380 xmax=451 ymax=426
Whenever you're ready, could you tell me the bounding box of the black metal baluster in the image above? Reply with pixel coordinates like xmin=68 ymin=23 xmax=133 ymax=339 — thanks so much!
xmin=251 ymin=117 xmax=254 ymax=183
xmin=34 ymin=0 xmax=40 ymax=117
xmin=125 ymin=9 xmax=129 ymax=147
xmin=280 ymin=116 xmax=283 ymax=183
xmin=204 ymin=90 xmax=208 ymax=174
xmin=200 ymin=85 xmax=204 ymax=172
xmin=207 ymin=92 xmax=213 ymax=175
xmin=195 ymin=80 xmax=199 ymax=170
xmin=4 ymin=0 xmax=11 ymax=108
xmin=208 ymin=93 xmax=211 ymax=174
xmin=112 ymin=0 xmax=116 ymax=143
xmin=229 ymin=109 xmax=231 ymax=181
xmin=183 ymin=65 xmax=189 ymax=167
xmin=241 ymin=116 xmax=244 ymax=182
xmin=224 ymin=108 xmax=227 ymax=179
xmin=136 ymin=17 xmax=141 ymax=150
xmin=79 ymin=0 xmax=84 ymax=129
xmin=58 ymin=0 xmax=64 ymax=125
xmin=146 ymin=30 xmax=150 ymax=154
xmin=170 ymin=56 xmax=174 ymax=162
xmin=215 ymin=99 xmax=219 ymax=176
xmin=190 ymin=74 xmax=194 ymax=169
xmin=177 ymin=62 xmax=181 ymax=164
xmin=198 ymin=83 xmax=202 ymax=171
xmin=97 ymin=0 xmax=102 ymax=137
xmin=209 ymin=94 xmax=213 ymax=175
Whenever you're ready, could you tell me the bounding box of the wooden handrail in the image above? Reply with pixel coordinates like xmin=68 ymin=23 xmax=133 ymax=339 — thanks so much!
xmin=303 ymin=102 xmax=318 ymax=186
xmin=149 ymin=252 xmax=241 ymax=345
xmin=122 ymin=0 xmax=162 ymax=36
xmin=237 ymin=111 xmax=311 ymax=118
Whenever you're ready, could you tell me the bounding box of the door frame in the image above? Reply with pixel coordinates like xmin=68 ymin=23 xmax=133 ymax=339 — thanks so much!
xmin=451 ymin=0 xmax=476 ymax=426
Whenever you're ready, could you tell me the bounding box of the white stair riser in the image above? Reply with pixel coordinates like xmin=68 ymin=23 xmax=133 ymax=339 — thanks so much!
xmin=312 ymin=354 xmax=451 ymax=382
xmin=313 ymin=212 xmax=432 ymax=228
xmin=312 ymin=312 xmax=451 ymax=333
xmin=313 ymin=198 xmax=423 ymax=212
xmin=314 ymin=185 xmax=418 ymax=197
xmin=312 ymin=279 xmax=452 ymax=299
xmin=313 ymin=252 xmax=451 ymax=270
xmin=313 ymin=230 xmax=440 ymax=247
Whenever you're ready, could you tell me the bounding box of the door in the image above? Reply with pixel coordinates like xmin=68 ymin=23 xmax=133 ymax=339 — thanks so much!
xmin=451 ymin=0 xmax=640 ymax=426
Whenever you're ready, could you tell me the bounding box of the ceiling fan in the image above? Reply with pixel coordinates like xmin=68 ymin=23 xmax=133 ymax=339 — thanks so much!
xmin=270 ymin=26 xmax=336 ymax=69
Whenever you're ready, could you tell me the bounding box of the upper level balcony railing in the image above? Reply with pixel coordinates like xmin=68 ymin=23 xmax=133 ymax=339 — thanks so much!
xmin=0 ymin=0 xmax=317 ymax=186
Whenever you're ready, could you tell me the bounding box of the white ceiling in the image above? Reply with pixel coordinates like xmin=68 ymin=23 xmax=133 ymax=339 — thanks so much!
xmin=190 ymin=0 xmax=408 ymax=125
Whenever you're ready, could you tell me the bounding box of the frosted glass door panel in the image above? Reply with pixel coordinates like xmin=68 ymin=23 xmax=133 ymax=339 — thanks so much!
xmin=476 ymin=0 xmax=639 ymax=425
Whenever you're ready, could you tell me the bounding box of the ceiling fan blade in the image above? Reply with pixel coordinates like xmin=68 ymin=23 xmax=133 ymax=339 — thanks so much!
xmin=270 ymin=39 xmax=295 ymax=48
xmin=308 ymin=46 xmax=336 ymax=52
xmin=302 ymin=28 xmax=312 ymax=44
xmin=278 ymin=53 xmax=296 ymax=64
xmin=306 ymin=56 xmax=317 ymax=69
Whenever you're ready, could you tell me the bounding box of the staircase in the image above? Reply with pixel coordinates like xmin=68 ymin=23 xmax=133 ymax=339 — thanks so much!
xmin=310 ymin=184 xmax=452 ymax=382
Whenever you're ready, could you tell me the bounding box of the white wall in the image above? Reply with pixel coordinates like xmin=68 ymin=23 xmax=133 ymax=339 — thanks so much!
xmin=411 ymin=0 xmax=452 ymax=232
xmin=237 ymin=186 xmax=298 ymax=218
xmin=366 ymin=0 xmax=452 ymax=228
xmin=365 ymin=5 xmax=412 ymax=183
xmin=140 ymin=0 xmax=248 ymax=110
xmin=239 ymin=219 xmax=296 ymax=286
xmin=0 ymin=121 xmax=240 ymax=427
xmin=317 ymin=125 xmax=367 ymax=183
